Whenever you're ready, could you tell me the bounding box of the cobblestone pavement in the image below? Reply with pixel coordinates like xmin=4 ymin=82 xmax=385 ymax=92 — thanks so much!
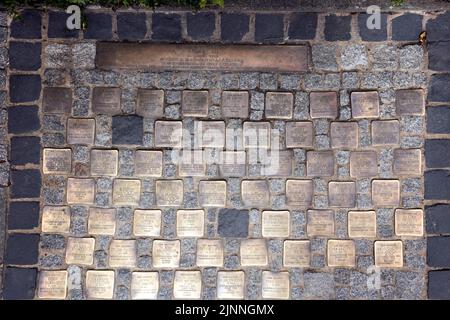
xmin=0 ymin=7 xmax=449 ymax=300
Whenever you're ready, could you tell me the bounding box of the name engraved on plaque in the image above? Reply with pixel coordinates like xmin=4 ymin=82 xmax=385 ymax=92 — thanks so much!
xmin=113 ymin=179 xmax=141 ymax=205
xmin=67 ymin=178 xmax=95 ymax=204
xmin=307 ymin=210 xmax=335 ymax=237
xmin=131 ymin=272 xmax=159 ymax=300
xmin=310 ymin=92 xmax=338 ymax=119
xmin=395 ymin=209 xmax=423 ymax=237
xmin=199 ymin=181 xmax=227 ymax=207
xmin=327 ymin=240 xmax=356 ymax=267
xmin=42 ymin=206 xmax=71 ymax=233
xmin=217 ymin=271 xmax=245 ymax=299
xmin=154 ymin=121 xmax=183 ymax=148
xmin=219 ymin=151 xmax=246 ymax=177
xmin=372 ymin=120 xmax=400 ymax=146
xmin=135 ymin=150 xmax=163 ymax=177
xmin=196 ymin=239 xmax=224 ymax=267
xmin=330 ymin=122 xmax=359 ymax=149
xmin=43 ymin=87 xmax=72 ymax=114
xmin=286 ymin=122 xmax=313 ymax=148
xmin=197 ymin=121 xmax=226 ymax=148
xmin=152 ymin=240 xmax=180 ymax=268
xmin=306 ymin=151 xmax=334 ymax=177
xmin=91 ymin=149 xmax=118 ymax=176
xmin=243 ymin=122 xmax=271 ymax=149
xmin=240 ymin=239 xmax=268 ymax=266
xmin=283 ymin=240 xmax=310 ymax=267
xmin=286 ymin=179 xmax=313 ymax=206
xmin=348 ymin=211 xmax=376 ymax=238
xmin=137 ymin=89 xmax=164 ymax=118
xmin=67 ymin=118 xmax=95 ymax=145
xmin=109 ymin=240 xmax=137 ymax=268
xmin=265 ymin=92 xmax=293 ymax=119
xmin=351 ymin=91 xmax=379 ymax=118
xmin=88 ymin=207 xmax=116 ymax=235
xmin=350 ymin=151 xmax=378 ymax=177
xmin=222 ymin=91 xmax=249 ymax=118
xmin=262 ymin=211 xmax=290 ymax=238
xmin=182 ymin=90 xmax=209 ymax=117
xmin=241 ymin=180 xmax=269 ymax=207
xmin=133 ymin=209 xmax=161 ymax=237
xmin=176 ymin=210 xmax=205 ymax=237
xmin=38 ymin=270 xmax=68 ymax=299
xmin=396 ymin=89 xmax=425 ymax=116
xmin=261 ymin=272 xmax=290 ymax=300
xmin=372 ymin=180 xmax=400 ymax=206
xmin=173 ymin=271 xmax=202 ymax=299
xmin=393 ymin=149 xmax=421 ymax=175
xmin=374 ymin=241 xmax=403 ymax=268
xmin=179 ymin=150 xmax=205 ymax=177
xmin=92 ymin=87 xmax=121 ymax=115
xmin=261 ymin=150 xmax=293 ymax=176
xmin=86 ymin=270 xmax=115 ymax=299
xmin=66 ymin=237 xmax=95 ymax=265
xmin=43 ymin=149 xmax=72 ymax=174
xmin=156 ymin=180 xmax=183 ymax=206
xmin=328 ymin=181 xmax=356 ymax=208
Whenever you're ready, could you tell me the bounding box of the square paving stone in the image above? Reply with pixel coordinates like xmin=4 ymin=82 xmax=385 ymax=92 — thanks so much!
xmin=187 ymin=12 xmax=215 ymax=40
xmin=112 ymin=115 xmax=143 ymax=145
xmin=429 ymin=41 xmax=450 ymax=71
xmin=10 ymin=136 xmax=41 ymax=165
xmin=427 ymin=106 xmax=450 ymax=134
xmin=5 ymin=233 xmax=40 ymax=265
xmin=48 ymin=11 xmax=79 ymax=38
xmin=9 ymin=42 xmax=41 ymax=71
xmin=425 ymin=139 xmax=450 ymax=168
xmin=10 ymin=169 xmax=41 ymax=199
xmin=358 ymin=13 xmax=388 ymax=41
xmin=426 ymin=204 xmax=450 ymax=234
xmin=324 ymin=15 xmax=351 ymax=41
xmin=152 ymin=13 xmax=182 ymax=42
xmin=426 ymin=12 xmax=450 ymax=42
xmin=8 ymin=106 xmax=40 ymax=134
xmin=84 ymin=12 xmax=113 ymax=40
xmin=429 ymin=74 xmax=450 ymax=102
xmin=428 ymin=236 xmax=450 ymax=268
xmin=221 ymin=13 xmax=249 ymax=42
xmin=117 ymin=12 xmax=147 ymax=41
xmin=255 ymin=14 xmax=284 ymax=43
xmin=10 ymin=10 xmax=41 ymax=39
xmin=218 ymin=209 xmax=249 ymax=238
xmin=3 ymin=267 xmax=37 ymax=300
xmin=428 ymin=270 xmax=450 ymax=299
xmin=425 ymin=170 xmax=450 ymax=200
xmin=43 ymin=87 xmax=72 ymax=114
xmin=288 ymin=12 xmax=317 ymax=40
xmin=8 ymin=201 xmax=40 ymax=230
xmin=9 ymin=75 xmax=41 ymax=103
xmin=392 ymin=13 xmax=423 ymax=41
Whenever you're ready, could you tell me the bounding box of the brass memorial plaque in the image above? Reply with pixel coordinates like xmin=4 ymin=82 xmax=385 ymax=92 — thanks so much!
xmin=199 ymin=180 xmax=227 ymax=207
xmin=156 ymin=180 xmax=183 ymax=206
xmin=133 ymin=209 xmax=161 ymax=237
xmin=135 ymin=150 xmax=163 ymax=177
xmin=372 ymin=120 xmax=400 ymax=146
xmin=197 ymin=121 xmax=226 ymax=148
xmin=86 ymin=270 xmax=115 ymax=299
xmin=261 ymin=271 xmax=290 ymax=300
xmin=91 ymin=149 xmax=118 ymax=176
xmin=92 ymin=87 xmax=121 ymax=115
xmin=261 ymin=150 xmax=293 ymax=176
xmin=42 ymin=206 xmax=71 ymax=234
xmin=222 ymin=91 xmax=249 ymax=118
xmin=306 ymin=151 xmax=334 ymax=177
xmin=327 ymin=239 xmax=356 ymax=267
xmin=330 ymin=122 xmax=359 ymax=149
xmin=240 ymin=239 xmax=268 ymax=266
xmin=262 ymin=211 xmax=290 ymax=238
xmin=348 ymin=211 xmax=377 ymax=238
xmin=283 ymin=240 xmax=310 ymax=267
xmin=173 ymin=271 xmax=202 ymax=299
xmin=88 ymin=207 xmax=116 ymax=235
xmin=286 ymin=121 xmax=313 ymax=148
xmin=217 ymin=271 xmax=245 ymax=299
xmin=65 ymin=237 xmax=95 ymax=265
xmin=182 ymin=90 xmax=209 ymax=117
xmin=179 ymin=150 xmax=205 ymax=177
xmin=286 ymin=179 xmax=313 ymax=206
xmin=374 ymin=241 xmax=403 ymax=268
xmin=43 ymin=87 xmax=72 ymax=114
xmin=67 ymin=178 xmax=95 ymax=204
xmin=393 ymin=149 xmax=422 ymax=175
xmin=154 ymin=121 xmax=183 ymax=148
xmin=395 ymin=89 xmax=425 ymax=116
xmin=395 ymin=209 xmax=423 ymax=237
xmin=328 ymin=181 xmax=356 ymax=208
xmin=243 ymin=122 xmax=271 ymax=148
xmin=113 ymin=179 xmax=141 ymax=205
xmin=241 ymin=180 xmax=269 ymax=207
xmin=219 ymin=151 xmax=246 ymax=176
xmin=350 ymin=151 xmax=378 ymax=177
xmin=351 ymin=91 xmax=379 ymax=118
xmin=131 ymin=272 xmax=159 ymax=300
xmin=109 ymin=240 xmax=137 ymax=268
xmin=43 ymin=149 xmax=72 ymax=174
xmin=307 ymin=210 xmax=335 ymax=237
xmin=265 ymin=92 xmax=294 ymax=119
xmin=152 ymin=240 xmax=180 ymax=268
xmin=372 ymin=180 xmax=400 ymax=206
xmin=97 ymin=43 xmax=308 ymax=72
xmin=176 ymin=209 xmax=205 ymax=237
xmin=38 ymin=270 xmax=68 ymax=299
xmin=310 ymin=91 xmax=338 ymax=119
xmin=196 ymin=239 xmax=224 ymax=267
xmin=67 ymin=118 xmax=95 ymax=145
xmin=137 ymin=89 xmax=164 ymax=118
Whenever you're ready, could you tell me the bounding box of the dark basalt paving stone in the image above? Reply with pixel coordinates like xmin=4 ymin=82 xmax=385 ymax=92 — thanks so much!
xmin=429 ymin=74 xmax=450 ymax=102
xmin=288 ymin=12 xmax=318 ymax=40
xmin=255 ymin=14 xmax=284 ymax=43
xmin=10 ymin=9 xmax=41 ymax=39
xmin=9 ymin=42 xmax=41 ymax=71
xmin=3 ymin=268 xmax=37 ymax=300
xmin=425 ymin=139 xmax=450 ymax=168
xmin=8 ymin=106 xmax=40 ymax=134
xmin=117 ymin=12 xmax=147 ymax=41
xmin=324 ymin=15 xmax=351 ymax=41
xmin=427 ymin=106 xmax=450 ymax=134
xmin=428 ymin=270 xmax=450 ymax=299
xmin=221 ymin=13 xmax=249 ymax=42
xmin=358 ymin=13 xmax=388 ymax=41
xmin=112 ymin=115 xmax=143 ymax=145
xmin=151 ymin=13 xmax=182 ymax=42
xmin=5 ymin=233 xmax=40 ymax=265
xmin=429 ymin=41 xmax=450 ymax=71
xmin=218 ymin=209 xmax=249 ymax=238
xmin=48 ymin=10 xmax=79 ymax=38
xmin=10 ymin=136 xmax=41 ymax=166
xmin=10 ymin=169 xmax=42 ymax=199
xmin=426 ymin=204 xmax=450 ymax=234
xmin=187 ymin=12 xmax=215 ymax=40
xmin=392 ymin=13 xmax=423 ymax=41
xmin=9 ymin=75 xmax=41 ymax=103
xmin=428 ymin=236 xmax=450 ymax=268
xmin=8 ymin=201 xmax=40 ymax=230
xmin=84 ymin=12 xmax=113 ymax=40
xmin=426 ymin=11 xmax=450 ymax=42
xmin=425 ymin=170 xmax=450 ymax=200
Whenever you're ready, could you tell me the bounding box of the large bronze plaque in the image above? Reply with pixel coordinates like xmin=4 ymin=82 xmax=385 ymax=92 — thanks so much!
xmin=241 ymin=180 xmax=269 ymax=207
xmin=154 ymin=121 xmax=183 ymax=148
xmin=286 ymin=121 xmax=313 ymax=148
xmin=310 ymin=91 xmax=338 ymax=119
xmin=65 ymin=237 xmax=95 ymax=265
xmin=156 ymin=180 xmax=183 ymax=206
xmin=91 ymin=149 xmax=118 ymax=176
xmin=97 ymin=43 xmax=308 ymax=72
xmin=327 ymin=240 xmax=355 ymax=267
xmin=85 ymin=270 xmax=115 ymax=299
xmin=42 ymin=206 xmax=71 ymax=234
xmin=240 ymin=239 xmax=268 ymax=266
xmin=92 ymin=87 xmax=121 ymax=115
xmin=137 ymin=89 xmax=164 ymax=118
xmin=131 ymin=272 xmax=159 ymax=300
xmin=395 ymin=209 xmax=423 ymax=237
xmin=261 ymin=272 xmax=290 ymax=300
xmin=133 ymin=209 xmax=161 ymax=237
xmin=348 ymin=211 xmax=376 ymax=238
xmin=262 ymin=211 xmax=290 ymax=238
xmin=88 ymin=207 xmax=116 ymax=235
xmin=350 ymin=151 xmax=378 ymax=177
xmin=109 ymin=240 xmax=136 ymax=268
xmin=372 ymin=120 xmax=400 ymax=146
xmin=393 ymin=149 xmax=422 ymax=175
xmin=38 ymin=270 xmax=68 ymax=299
xmin=222 ymin=91 xmax=249 ymax=118
xmin=286 ymin=179 xmax=313 ymax=206
xmin=152 ymin=240 xmax=180 ymax=268
xmin=395 ymin=89 xmax=425 ymax=116
xmin=43 ymin=87 xmax=72 ymax=114
xmin=374 ymin=241 xmax=403 ymax=268
xmin=243 ymin=122 xmax=271 ymax=148
xmin=182 ymin=90 xmax=209 ymax=117
xmin=283 ymin=240 xmax=310 ymax=267
xmin=67 ymin=178 xmax=95 ymax=204
xmin=265 ymin=92 xmax=293 ymax=119
xmin=43 ymin=149 xmax=72 ymax=174
xmin=372 ymin=180 xmax=400 ymax=206
xmin=113 ymin=179 xmax=141 ymax=205
xmin=173 ymin=271 xmax=202 ymax=299
xmin=197 ymin=121 xmax=226 ymax=148
xmin=176 ymin=209 xmax=205 ymax=237
xmin=196 ymin=239 xmax=224 ymax=267
xmin=67 ymin=118 xmax=95 ymax=145
xmin=135 ymin=150 xmax=163 ymax=177
xmin=217 ymin=271 xmax=245 ymax=299
xmin=306 ymin=151 xmax=334 ymax=177
xmin=328 ymin=181 xmax=356 ymax=208
xmin=307 ymin=210 xmax=335 ymax=237
xmin=351 ymin=91 xmax=379 ymax=118
xmin=219 ymin=151 xmax=246 ymax=176
xmin=330 ymin=122 xmax=359 ymax=149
